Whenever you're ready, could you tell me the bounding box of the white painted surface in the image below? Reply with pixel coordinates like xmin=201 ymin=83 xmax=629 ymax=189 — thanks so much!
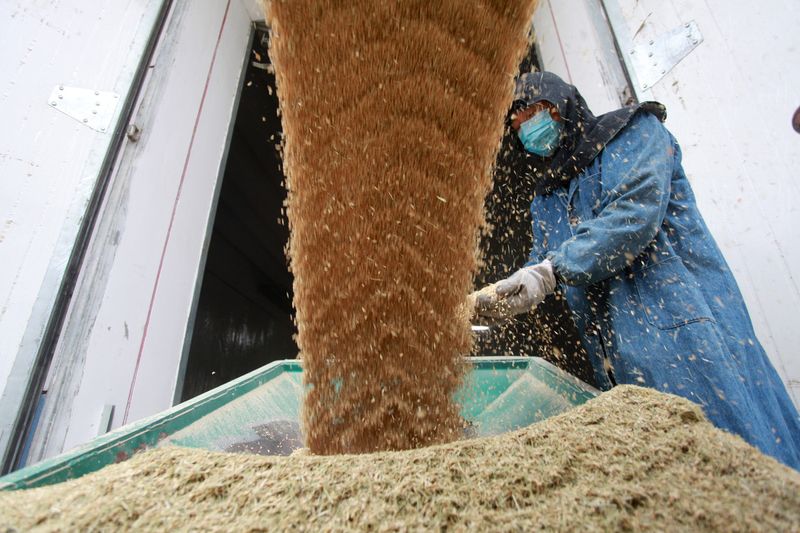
xmin=533 ymin=0 xmax=630 ymax=114
xmin=0 ymin=0 xmax=164 ymax=453
xmin=542 ymin=0 xmax=800 ymax=406
xmin=27 ymin=0 xmax=255 ymax=462
xmin=239 ymin=0 xmax=266 ymax=22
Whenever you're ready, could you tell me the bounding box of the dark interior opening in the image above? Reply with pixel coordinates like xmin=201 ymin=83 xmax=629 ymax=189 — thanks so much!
xmin=180 ymin=28 xmax=297 ymax=402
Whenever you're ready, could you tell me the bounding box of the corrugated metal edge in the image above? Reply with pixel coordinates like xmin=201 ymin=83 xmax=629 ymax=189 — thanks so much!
xmin=599 ymin=0 xmax=652 ymax=103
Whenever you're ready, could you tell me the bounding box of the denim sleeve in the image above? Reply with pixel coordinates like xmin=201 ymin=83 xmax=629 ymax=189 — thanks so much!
xmin=548 ymin=113 xmax=673 ymax=286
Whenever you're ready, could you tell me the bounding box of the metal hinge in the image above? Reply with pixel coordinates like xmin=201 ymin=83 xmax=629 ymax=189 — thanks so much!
xmin=48 ymin=85 xmax=120 ymax=132
xmin=628 ymin=21 xmax=704 ymax=90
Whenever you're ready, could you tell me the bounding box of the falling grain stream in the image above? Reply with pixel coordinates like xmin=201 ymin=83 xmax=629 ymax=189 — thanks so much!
xmin=267 ymin=0 xmax=538 ymax=453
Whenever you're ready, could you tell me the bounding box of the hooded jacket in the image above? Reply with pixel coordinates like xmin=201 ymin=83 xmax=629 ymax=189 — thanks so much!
xmin=510 ymin=71 xmax=665 ymax=195
xmin=514 ymin=72 xmax=800 ymax=469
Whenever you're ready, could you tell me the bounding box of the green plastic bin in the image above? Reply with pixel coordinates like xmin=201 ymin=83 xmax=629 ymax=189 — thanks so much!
xmin=0 ymin=357 xmax=597 ymax=491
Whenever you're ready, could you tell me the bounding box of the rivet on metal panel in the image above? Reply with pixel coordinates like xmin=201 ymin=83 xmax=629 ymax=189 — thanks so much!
xmin=629 ymin=20 xmax=704 ymax=90
xmin=126 ymin=124 xmax=142 ymax=142
xmin=47 ymin=85 xmax=119 ymax=132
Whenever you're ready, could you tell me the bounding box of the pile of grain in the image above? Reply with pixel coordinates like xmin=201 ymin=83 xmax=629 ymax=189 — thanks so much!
xmin=267 ymin=0 xmax=538 ymax=454
xmin=2 ymin=386 xmax=798 ymax=531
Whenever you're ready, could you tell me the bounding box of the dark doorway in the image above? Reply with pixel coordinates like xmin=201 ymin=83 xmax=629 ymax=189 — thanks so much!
xmin=180 ymin=27 xmax=297 ymax=402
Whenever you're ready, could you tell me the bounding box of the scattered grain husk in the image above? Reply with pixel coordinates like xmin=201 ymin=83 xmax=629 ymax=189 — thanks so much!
xmin=266 ymin=0 xmax=538 ymax=454
xmin=3 ymin=386 xmax=798 ymax=532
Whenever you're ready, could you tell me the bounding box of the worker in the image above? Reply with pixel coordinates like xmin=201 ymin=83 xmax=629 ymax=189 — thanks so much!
xmin=475 ymin=71 xmax=800 ymax=469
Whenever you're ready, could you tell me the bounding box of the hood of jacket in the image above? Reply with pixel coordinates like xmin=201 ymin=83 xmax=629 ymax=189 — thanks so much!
xmin=510 ymin=71 xmax=666 ymax=195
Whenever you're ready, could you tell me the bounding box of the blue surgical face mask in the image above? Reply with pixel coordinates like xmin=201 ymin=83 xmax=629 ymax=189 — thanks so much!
xmin=517 ymin=109 xmax=563 ymax=157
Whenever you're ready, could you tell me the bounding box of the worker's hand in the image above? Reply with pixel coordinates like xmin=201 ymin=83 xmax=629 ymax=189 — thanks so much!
xmin=470 ymin=285 xmax=504 ymax=319
xmin=469 ymin=288 xmax=508 ymax=324
xmin=475 ymin=260 xmax=556 ymax=318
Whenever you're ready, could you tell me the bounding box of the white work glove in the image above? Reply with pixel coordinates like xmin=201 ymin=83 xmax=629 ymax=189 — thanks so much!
xmin=474 ymin=260 xmax=557 ymax=318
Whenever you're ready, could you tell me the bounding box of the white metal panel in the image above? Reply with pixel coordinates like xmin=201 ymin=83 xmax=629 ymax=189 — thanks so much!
xmin=126 ymin=1 xmax=254 ymax=423
xmin=239 ymin=0 xmax=266 ymax=22
xmin=570 ymin=0 xmax=800 ymax=405
xmin=0 ymin=0 xmax=159 ymax=398
xmin=0 ymin=0 xmax=165 ymax=457
xmin=533 ymin=0 xmax=630 ymax=114
xmin=27 ymin=0 xmax=254 ymax=462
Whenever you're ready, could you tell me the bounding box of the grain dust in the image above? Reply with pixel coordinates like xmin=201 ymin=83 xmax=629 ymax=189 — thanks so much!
xmin=2 ymin=386 xmax=797 ymax=532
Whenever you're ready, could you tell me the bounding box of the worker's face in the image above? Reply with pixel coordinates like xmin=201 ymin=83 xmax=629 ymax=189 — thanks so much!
xmin=510 ymin=101 xmax=561 ymax=132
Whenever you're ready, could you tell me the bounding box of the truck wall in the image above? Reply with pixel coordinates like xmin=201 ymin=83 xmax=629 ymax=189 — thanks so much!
xmin=24 ymin=0 xmax=257 ymax=464
xmin=0 ymin=0 xmax=167 ymax=468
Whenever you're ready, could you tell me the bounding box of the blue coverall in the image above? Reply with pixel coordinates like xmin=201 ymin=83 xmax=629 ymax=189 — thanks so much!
xmin=528 ymin=110 xmax=800 ymax=469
